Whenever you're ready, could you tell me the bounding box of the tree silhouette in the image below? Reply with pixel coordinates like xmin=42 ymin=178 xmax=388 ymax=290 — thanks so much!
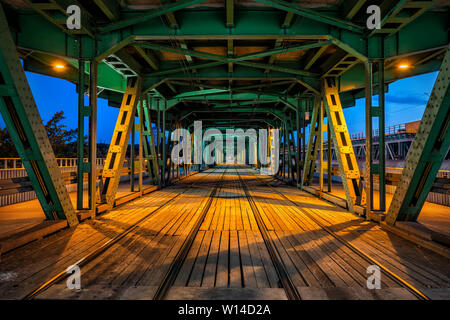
xmin=0 ymin=111 xmax=78 ymax=157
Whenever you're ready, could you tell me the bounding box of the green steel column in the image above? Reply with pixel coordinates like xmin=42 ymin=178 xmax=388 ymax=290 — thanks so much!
xmin=365 ymin=61 xmax=374 ymax=214
xmin=162 ymin=100 xmax=166 ymax=186
xmin=365 ymin=59 xmax=386 ymax=214
xmin=378 ymin=59 xmax=386 ymax=212
xmin=327 ymin=121 xmax=332 ymax=192
xmin=137 ymin=98 xmax=143 ymax=194
xmin=88 ymin=60 xmax=98 ymax=218
xmin=76 ymin=57 xmax=86 ymax=210
xmin=301 ymin=100 xmax=306 ymax=185
xmin=319 ymin=100 xmax=324 ymax=192
xmin=130 ymin=117 xmax=135 ymax=191
xmin=296 ymin=100 xmax=302 ymax=187
xmin=157 ymin=99 xmax=162 ymax=189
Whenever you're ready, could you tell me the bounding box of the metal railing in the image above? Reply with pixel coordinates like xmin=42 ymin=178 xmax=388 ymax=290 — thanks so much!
xmin=0 ymin=158 xmax=106 ymax=170
xmin=350 ymin=123 xmax=407 ymax=140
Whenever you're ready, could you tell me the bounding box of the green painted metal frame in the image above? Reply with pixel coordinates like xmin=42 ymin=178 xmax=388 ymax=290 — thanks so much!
xmin=0 ymin=4 xmax=78 ymax=226
xmin=364 ymin=59 xmax=386 ymax=214
xmin=138 ymin=96 xmax=159 ymax=185
xmin=252 ymin=0 xmax=364 ymax=33
xmin=76 ymin=57 xmax=98 ymax=215
xmin=386 ymin=45 xmax=450 ymax=225
xmin=301 ymin=96 xmax=321 ymax=187
xmin=98 ymin=0 xmax=208 ymax=33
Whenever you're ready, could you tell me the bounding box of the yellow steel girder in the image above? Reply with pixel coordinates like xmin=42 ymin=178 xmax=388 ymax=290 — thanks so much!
xmin=323 ymin=78 xmax=366 ymax=212
xmin=100 ymin=77 xmax=141 ymax=208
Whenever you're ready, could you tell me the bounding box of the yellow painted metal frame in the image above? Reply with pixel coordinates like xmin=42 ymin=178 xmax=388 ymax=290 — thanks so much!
xmin=100 ymin=77 xmax=141 ymax=208
xmin=323 ymin=78 xmax=366 ymax=212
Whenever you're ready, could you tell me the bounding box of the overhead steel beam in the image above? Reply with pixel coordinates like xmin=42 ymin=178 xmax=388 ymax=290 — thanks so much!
xmin=386 ymin=46 xmax=450 ymax=225
xmin=134 ymin=46 xmax=159 ymax=71
xmin=93 ymin=0 xmax=120 ymax=21
xmin=370 ymin=0 xmax=437 ymax=37
xmin=137 ymin=41 xmax=329 ymax=77
xmin=0 ymin=5 xmax=78 ymax=226
xmin=98 ymin=0 xmax=208 ymax=33
xmin=226 ymin=0 xmax=234 ymax=28
xmin=304 ymin=45 xmax=329 ymax=70
xmin=252 ymin=0 xmax=364 ymax=33
xmin=346 ymin=0 xmax=367 ymax=20
xmin=22 ymin=0 xmax=95 ymax=38
xmin=13 ymin=11 xmax=448 ymax=66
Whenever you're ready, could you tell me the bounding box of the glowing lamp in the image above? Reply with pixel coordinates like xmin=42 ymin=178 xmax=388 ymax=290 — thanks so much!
xmin=54 ymin=64 xmax=65 ymax=70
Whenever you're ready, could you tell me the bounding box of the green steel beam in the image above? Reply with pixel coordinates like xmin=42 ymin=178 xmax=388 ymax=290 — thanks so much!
xmin=346 ymin=0 xmax=367 ymax=20
xmin=178 ymin=107 xmax=286 ymax=119
xmin=172 ymin=92 xmax=296 ymax=102
xmin=304 ymin=45 xmax=329 ymax=70
xmin=370 ymin=0 xmax=437 ymax=37
xmin=173 ymin=84 xmax=294 ymax=99
xmin=0 ymin=5 xmax=78 ymax=226
xmin=137 ymin=41 xmax=328 ymax=77
xmin=22 ymin=0 xmax=95 ymax=38
xmin=134 ymin=46 xmax=159 ymax=71
xmin=386 ymin=46 xmax=450 ymax=225
xmin=93 ymin=0 xmax=120 ymax=21
xmin=11 ymin=10 xmax=448 ymax=63
xmin=98 ymin=0 xmax=207 ymax=33
xmin=252 ymin=0 xmax=364 ymax=33
xmin=226 ymin=0 xmax=234 ymax=28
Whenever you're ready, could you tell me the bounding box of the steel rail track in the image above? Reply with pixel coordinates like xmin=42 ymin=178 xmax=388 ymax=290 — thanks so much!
xmin=236 ymin=168 xmax=302 ymax=300
xmin=22 ymin=168 xmax=216 ymax=300
xmin=153 ymin=168 xmax=225 ymax=300
xmin=253 ymin=169 xmax=431 ymax=300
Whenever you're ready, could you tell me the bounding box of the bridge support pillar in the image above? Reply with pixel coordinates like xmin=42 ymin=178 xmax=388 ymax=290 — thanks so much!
xmin=76 ymin=58 xmax=98 ymax=217
xmin=364 ymin=59 xmax=386 ymax=216
xmin=139 ymin=96 xmax=159 ymax=185
xmin=302 ymin=96 xmax=321 ymax=187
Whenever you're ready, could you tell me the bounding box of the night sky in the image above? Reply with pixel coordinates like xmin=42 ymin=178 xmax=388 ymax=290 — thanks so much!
xmin=0 ymin=70 xmax=439 ymax=144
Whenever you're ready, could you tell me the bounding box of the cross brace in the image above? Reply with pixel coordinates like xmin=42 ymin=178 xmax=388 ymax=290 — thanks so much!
xmin=0 ymin=5 xmax=78 ymax=226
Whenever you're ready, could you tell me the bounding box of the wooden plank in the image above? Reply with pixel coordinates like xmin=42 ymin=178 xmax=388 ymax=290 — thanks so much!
xmin=173 ymin=230 xmax=205 ymax=286
xmin=245 ymin=230 xmax=271 ymax=288
xmin=238 ymin=230 xmax=258 ymax=288
xmin=201 ymin=231 xmax=221 ymax=287
xmin=229 ymin=230 xmax=241 ymax=287
xmin=216 ymin=230 xmax=229 ymax=288
xmin=188 ymin=231 xmax=212 ymax=287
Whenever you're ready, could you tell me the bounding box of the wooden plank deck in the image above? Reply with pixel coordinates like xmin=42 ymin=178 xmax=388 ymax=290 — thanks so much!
xmin=0 ymin=166 xmax=448 ymax=300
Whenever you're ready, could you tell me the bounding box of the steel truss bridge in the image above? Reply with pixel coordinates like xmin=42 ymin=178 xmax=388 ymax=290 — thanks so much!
xmin=0 ymin=0 xmax=448 ymax=229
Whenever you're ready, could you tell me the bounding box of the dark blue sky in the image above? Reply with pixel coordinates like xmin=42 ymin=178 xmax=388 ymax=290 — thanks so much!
xmin=0 ymin=70 xmax=438 ymax=143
